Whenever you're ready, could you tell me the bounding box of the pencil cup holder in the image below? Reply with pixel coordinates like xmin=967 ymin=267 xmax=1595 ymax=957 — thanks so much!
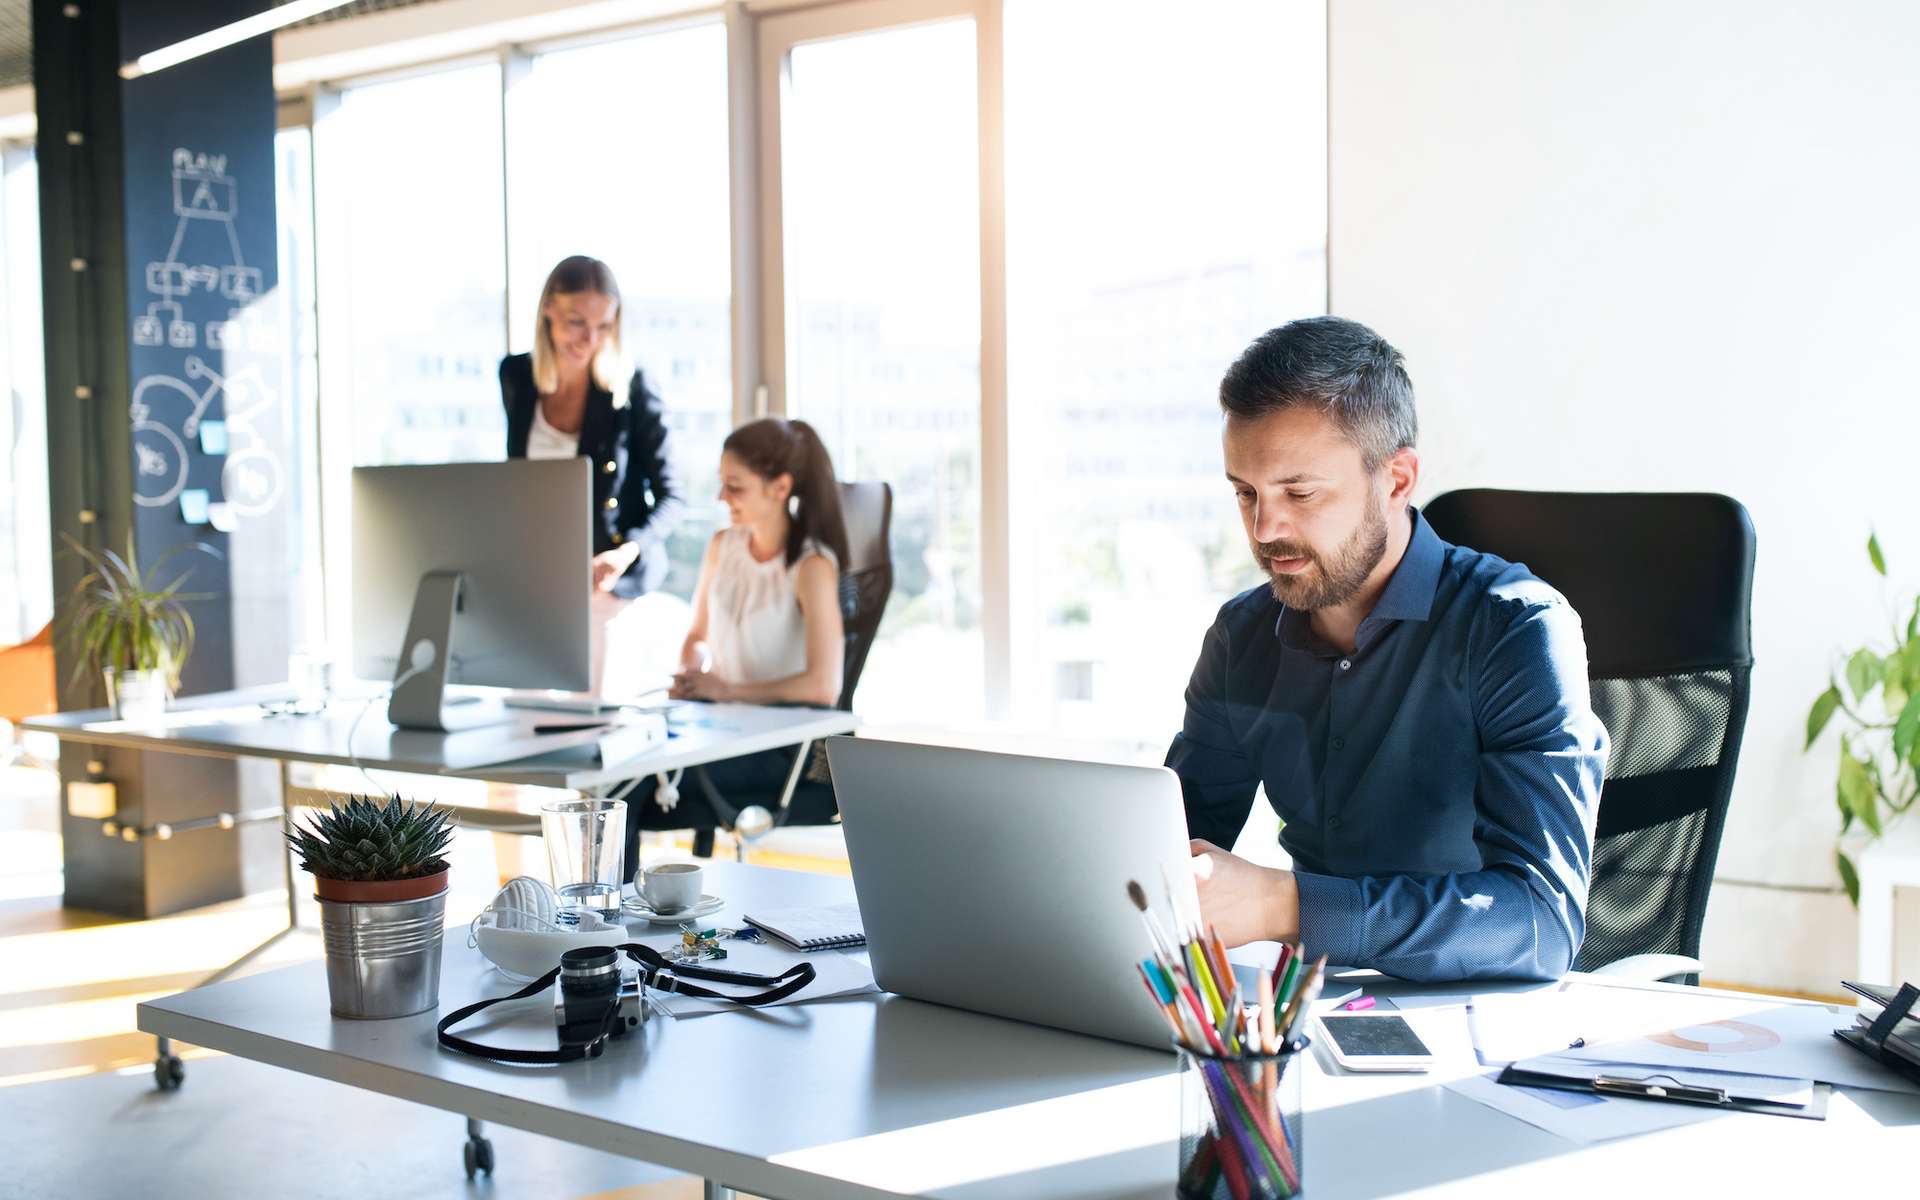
xmin=1177 ymin=1044 xmax=1306 ymax=1199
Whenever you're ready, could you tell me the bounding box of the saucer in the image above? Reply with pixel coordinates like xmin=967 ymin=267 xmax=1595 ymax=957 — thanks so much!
xmin=623 ymin=893 xmax=724 ymax=924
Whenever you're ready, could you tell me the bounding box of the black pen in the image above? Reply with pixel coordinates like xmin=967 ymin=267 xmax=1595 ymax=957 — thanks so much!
xmin=533 ymin=721 xmax=610 ymax=734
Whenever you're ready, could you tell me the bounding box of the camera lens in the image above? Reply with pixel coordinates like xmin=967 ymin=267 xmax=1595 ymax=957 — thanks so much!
xmin=556 ymin=946 xmax=624 ymax=1054
xmin=561 ymin=945 xmax=619 ymax=978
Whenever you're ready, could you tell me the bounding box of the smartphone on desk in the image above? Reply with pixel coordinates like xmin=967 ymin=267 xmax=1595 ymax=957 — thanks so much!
xmin=1316 ymin=1013 xmax=1435 ymax=1072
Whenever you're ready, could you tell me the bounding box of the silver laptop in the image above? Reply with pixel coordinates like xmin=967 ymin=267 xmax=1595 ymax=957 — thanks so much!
xmin=826 ymin=737 xmax=1199 ymax=1050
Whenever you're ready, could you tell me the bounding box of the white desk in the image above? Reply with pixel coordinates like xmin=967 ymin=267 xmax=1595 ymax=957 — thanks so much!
xmin=22 ymin=686 xmax=859 ymax=793
xmin=31 ymin=690 xmax=856 ymax=1090
xmin=137 ymin=862 xmax=1920 ymax=1199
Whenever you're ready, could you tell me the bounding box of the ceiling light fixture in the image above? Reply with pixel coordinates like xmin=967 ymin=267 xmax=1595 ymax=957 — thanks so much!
xmin=119 ymin=0 xmax=360 ymax=81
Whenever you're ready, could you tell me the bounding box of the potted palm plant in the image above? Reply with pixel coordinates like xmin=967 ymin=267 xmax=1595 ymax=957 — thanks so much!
xmin=286 ymin=795 xmax=456 ymax=1019
xmin=59 ymin=534 xmax=210 ymax=720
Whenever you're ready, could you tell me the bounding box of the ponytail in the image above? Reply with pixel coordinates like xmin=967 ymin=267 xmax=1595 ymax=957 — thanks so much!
xmin=722 ymin=418 xmax=851 ymax=571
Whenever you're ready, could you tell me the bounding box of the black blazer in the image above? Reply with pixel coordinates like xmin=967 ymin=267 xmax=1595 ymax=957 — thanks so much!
xmin=500 ymin=353 xmax=683 ymax=597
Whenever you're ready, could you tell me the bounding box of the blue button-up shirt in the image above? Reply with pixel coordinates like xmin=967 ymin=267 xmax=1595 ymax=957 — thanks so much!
xmin=1167 ymin=508 xmax=1607 ymax=981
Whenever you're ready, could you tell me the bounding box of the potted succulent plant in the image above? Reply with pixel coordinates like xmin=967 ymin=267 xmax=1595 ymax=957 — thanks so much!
xmin=58 ymin=534 xmax=212 ymax=720
xmin=286 ymin=794 xmax=456 ymax=1019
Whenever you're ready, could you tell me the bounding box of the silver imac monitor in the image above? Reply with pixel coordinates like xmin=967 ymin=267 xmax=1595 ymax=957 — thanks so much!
xmin=351 ymin=459 xmax=591 ymax=731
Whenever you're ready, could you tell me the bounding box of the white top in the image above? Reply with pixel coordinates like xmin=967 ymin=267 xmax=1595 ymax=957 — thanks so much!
xmin=526 ymin=400 xmax=578 ymax=460
xmin=706 ymin=525 xmax=836 ymax=686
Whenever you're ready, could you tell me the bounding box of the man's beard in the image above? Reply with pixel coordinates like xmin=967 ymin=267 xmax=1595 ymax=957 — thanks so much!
xmin=1254 ymin=490 xmax=1390 ymax=610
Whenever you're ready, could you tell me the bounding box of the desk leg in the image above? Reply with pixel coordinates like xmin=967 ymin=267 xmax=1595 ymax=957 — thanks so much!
xmin=703 ymin=1182 xmax=736 ymax=1200
xmin=151 ymin=760 xmax=305 ymax=1091
xmin=773 ymin=739 xmax=812 ymax=815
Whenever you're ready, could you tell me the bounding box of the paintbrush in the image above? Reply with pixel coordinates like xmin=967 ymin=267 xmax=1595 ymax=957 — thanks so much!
xmin=1127 ymin=879 xmax=1180 ymax=968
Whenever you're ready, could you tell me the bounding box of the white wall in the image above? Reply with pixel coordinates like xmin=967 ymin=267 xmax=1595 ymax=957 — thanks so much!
xmin=1330 ymin=1 xmax=1920 ymax=992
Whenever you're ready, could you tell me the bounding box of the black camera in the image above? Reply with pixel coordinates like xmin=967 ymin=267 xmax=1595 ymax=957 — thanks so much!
xmin=553 ymin=946 xmax=641 ymax=1058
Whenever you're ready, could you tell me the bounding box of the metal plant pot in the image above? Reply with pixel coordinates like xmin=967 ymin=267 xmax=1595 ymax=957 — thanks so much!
xmin=315 ymin=876 xmax=448 ymax=1019
xmin=104 ymin=668 xmax=170 ymax=722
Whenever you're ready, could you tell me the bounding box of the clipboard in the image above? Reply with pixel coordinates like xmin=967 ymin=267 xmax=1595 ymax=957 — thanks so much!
xmin=1496 ymin=1056 xmax=1833 ymax=1121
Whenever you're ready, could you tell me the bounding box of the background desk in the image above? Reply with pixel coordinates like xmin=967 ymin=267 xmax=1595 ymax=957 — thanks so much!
xmin=23 ymin=686 xmax=859 ymax=794
xmin=137 ymin=861 xmax=1920 ymax=1200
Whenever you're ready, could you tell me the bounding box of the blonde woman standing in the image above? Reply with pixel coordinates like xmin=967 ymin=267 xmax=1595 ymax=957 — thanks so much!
xmin=500 ymin=256 xmax=683 ymax=696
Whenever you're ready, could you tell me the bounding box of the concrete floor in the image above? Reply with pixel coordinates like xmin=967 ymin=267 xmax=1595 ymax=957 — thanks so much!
xmin=0 ymin=760 xmax=835 ymax=1199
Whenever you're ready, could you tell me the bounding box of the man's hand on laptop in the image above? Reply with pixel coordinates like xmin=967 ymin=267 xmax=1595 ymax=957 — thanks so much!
xmin=1189 ymin=839 xmax=1300 ymax=947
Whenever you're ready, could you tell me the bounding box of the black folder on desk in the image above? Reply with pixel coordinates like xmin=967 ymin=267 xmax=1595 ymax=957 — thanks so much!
xmin=1496 ymin=1057 xmax=1833 ymax=1121
xmin=1834 ymin=981 xmax=1920 ymax=1087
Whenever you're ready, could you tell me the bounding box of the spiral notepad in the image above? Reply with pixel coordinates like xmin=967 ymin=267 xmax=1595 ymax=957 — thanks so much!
xmin=743 ymin=902 xmax=866 ymax=950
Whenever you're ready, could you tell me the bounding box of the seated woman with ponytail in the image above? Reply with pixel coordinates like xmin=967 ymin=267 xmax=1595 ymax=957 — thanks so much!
xmin=626 ymin=418 xmax=849 ymax=863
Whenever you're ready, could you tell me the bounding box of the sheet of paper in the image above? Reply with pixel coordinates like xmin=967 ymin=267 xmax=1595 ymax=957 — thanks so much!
xmin=633 ymin=934 xmax=878 ymax=1018
xmin=1554 ymin=999 xmax=1920 ymax=1095
xmin=1444 ymin=1068 xmax=1729 ymax=1143
xmin=1458 ymin=980 xmax=1920 ymax=1094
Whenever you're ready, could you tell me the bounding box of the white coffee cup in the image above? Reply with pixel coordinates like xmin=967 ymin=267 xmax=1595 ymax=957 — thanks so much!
xmin=642 ymin=862 xmax=704 ymax=913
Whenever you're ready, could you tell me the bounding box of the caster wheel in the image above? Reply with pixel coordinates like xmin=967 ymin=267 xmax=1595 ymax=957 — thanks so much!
xmin=153 ymin=1054 xmax=185 ymax=1091
xmin=464 ymin=1136 xmax=495 ymax=1178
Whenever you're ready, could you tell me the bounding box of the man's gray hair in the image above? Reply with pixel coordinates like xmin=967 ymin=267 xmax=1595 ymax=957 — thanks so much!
xmin=1219 ymin=316 xmax=1417 ymax=471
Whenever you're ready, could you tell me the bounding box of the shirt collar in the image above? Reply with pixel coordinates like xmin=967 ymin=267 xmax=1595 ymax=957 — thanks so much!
xmin=1271 ymin=505 xmax=1447 ymax=651
xmin=1366 ymin=505 xmax=1445 ymax=627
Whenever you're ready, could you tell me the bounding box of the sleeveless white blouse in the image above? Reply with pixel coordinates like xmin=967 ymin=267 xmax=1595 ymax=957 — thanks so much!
xmin=706 ymin=526 xmax=837 ymax=686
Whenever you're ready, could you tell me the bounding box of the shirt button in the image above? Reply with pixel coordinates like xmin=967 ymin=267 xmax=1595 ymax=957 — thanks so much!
xmin=604 ymin=497 xmax=619 ymax=511
xmin=1331 ymin=736 xmax=1346 ymax=751
xmin=610 ymin=532 xmax=624 ymax=545
xmin=1338 ymin=658 xmax=1352 ymax=671
xmin=603 ymin=460 xmax=617 ymax=475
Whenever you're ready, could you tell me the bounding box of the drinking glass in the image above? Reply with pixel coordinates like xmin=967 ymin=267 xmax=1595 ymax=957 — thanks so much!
xmin=540 ymin=798 xmax=627 ymax=917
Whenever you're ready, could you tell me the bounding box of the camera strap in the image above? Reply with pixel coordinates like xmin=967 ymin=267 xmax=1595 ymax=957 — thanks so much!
xmin=437 ymin=943 xmax=818 ymax=1065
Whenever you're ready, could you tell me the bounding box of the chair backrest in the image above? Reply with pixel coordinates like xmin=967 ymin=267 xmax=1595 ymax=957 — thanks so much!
xmin=1422 ymin=490 xmax=1755 ymax=973
xmin=834 ymin=481 xmax=894 ymax=711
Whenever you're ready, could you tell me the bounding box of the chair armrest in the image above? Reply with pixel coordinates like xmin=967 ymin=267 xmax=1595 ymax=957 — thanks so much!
xmin=1588 ymin=953 xmax=1704 ymax=983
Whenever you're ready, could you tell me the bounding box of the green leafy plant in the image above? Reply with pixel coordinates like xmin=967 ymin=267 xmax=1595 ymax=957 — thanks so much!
xmin=58 ymin=534 xmax=213 ymax=689
xmin=285 ymin=794 xmax=455 ymax=883
xmin=1806 ymin=531 xmax=1920 ymax=905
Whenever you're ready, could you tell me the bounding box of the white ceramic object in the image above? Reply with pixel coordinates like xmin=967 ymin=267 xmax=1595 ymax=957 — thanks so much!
xmin=105 ymin=668 xmax=171 ymax=722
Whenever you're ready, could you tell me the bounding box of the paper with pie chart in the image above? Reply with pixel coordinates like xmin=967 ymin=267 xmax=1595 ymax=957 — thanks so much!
xmin=1546 ymin=993 xmax=1919 ymax=1094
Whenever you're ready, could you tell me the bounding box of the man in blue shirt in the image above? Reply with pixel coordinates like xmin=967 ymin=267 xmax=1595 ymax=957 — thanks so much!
xmin=1171 ymin=317 xmax=1607 ymax=981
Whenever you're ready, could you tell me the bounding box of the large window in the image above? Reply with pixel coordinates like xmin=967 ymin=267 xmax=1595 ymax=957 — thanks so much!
xmin=1004 ymin=0 xmax=1327 ymax=747
xmin=777 ymin=18 xmax=986 ymax=725
xmin=506 ymin=23 xmax=734 ymax=598
xmin=317 ymin=62 xmax=509 ymax=472
xmin=271 ymin=125 xmax=326 ymax=661
xmin=293 ymin=1 xmax=1326 ymax=753
xmin=0 ymin=142 xmax=50 ymax=646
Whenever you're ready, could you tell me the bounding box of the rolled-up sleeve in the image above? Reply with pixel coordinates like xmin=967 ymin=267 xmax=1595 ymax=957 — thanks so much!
xmin=1295 ymin=599 xmax=1606 ymax=981
xmin=1167 ymin=614 xmax=1261 ymax=849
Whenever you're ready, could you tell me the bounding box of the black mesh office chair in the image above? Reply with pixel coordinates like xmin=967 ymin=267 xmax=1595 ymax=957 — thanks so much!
xmin=688 ymin=481 xmax=893 ymax=857
xmin=1422 ymin=490 xmax=1755 ymax=982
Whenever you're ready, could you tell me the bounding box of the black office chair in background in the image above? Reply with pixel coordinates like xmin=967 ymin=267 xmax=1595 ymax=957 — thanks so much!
xmin=1422 ymin=490 xmax=1756 ymax=983
xmin=690 ymin=480 xmax=894 ymax=858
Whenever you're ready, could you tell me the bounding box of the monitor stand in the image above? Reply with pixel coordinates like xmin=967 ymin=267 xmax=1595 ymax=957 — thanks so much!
xmin=387 ymin=569 xmax=510 ymax=732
